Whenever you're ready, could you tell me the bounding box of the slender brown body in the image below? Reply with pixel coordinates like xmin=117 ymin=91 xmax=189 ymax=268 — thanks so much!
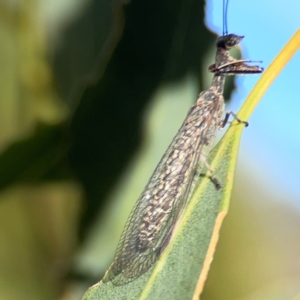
xmin=103 ymin=34 xmax=263 ymax=285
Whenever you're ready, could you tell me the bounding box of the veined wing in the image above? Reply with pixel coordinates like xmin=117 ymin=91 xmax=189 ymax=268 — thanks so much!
xmin=103 ymin=88 xmax=223 ymax=285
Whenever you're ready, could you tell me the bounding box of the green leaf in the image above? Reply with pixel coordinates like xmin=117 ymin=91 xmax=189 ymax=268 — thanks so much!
xmin=81 ymin=29 xmax=300 ymax=300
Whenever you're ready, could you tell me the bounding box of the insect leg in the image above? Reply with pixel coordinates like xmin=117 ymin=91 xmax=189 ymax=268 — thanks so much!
xmin=200 ymin=153 xmax=222 ymax=190
xmin=221 ymin=110 xmax=249 ymax=128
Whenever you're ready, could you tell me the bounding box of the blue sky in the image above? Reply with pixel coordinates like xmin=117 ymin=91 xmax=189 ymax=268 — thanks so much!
xmin=206 ymin=0 xmax=300 ymax=206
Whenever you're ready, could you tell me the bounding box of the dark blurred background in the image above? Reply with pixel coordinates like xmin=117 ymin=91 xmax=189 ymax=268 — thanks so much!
xmin=0 ymin=0 xmax=299 ymax=299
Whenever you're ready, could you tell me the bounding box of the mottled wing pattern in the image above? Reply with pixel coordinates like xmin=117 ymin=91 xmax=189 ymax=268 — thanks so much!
xmin=103 ymin=88 xmax=224 ymax=285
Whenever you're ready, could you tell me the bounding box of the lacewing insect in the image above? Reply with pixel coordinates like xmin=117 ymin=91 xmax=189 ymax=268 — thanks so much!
xmin=103 ymin=0 xmax=263 ymax=286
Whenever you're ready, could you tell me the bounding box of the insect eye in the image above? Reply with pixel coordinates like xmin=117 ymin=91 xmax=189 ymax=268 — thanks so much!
xmin=226 ymin=37 xmax=237 ymax=47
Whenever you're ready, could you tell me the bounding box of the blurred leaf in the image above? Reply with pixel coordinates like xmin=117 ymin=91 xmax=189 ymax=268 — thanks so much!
xmin=240 ymin=279 xmax=300 ymax=300
xmin=0 ymin=2 xmax=68 ymax=152
xmin=67 ymin=0 xmax=216 ymax=241
xmin=0 ymin=182 xmax=82 ymax=300
xmin=0 ymin=124 xmax=69 ymax=190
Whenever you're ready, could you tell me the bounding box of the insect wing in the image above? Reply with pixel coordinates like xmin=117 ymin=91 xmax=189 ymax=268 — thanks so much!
xmin=103 ymin=91 xmax=223 ymax=285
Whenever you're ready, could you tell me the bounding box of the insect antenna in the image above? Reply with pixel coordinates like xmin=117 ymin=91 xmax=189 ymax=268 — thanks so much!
xmin=223 ymin=0 xmax=229 ymax=36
